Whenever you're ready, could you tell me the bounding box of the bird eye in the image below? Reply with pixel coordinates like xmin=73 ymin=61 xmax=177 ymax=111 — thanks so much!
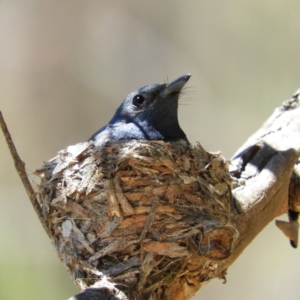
xmin=132 ymin=95 xmax=145 ymax=107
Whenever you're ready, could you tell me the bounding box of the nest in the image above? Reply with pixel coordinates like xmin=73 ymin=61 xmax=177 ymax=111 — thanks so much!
xmin=35 ymin=140 xmax=238 ymax=300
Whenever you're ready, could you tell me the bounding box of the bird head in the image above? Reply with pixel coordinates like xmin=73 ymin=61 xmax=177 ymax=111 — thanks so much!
xmin=109 ymin=74 xmax=191 ymax=141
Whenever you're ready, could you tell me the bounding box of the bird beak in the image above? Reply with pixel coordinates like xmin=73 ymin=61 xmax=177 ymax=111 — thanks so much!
xmin=160 ymin=74 xmax=191 ymax=98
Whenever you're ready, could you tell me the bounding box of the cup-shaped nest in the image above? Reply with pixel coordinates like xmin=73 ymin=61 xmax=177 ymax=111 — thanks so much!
xmin=35 ymin=140 xmax=237 ymax=300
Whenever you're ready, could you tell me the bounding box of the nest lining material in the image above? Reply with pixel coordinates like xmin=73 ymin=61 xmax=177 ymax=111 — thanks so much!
xmin=35 ymin=140 xmax=237 ymax=299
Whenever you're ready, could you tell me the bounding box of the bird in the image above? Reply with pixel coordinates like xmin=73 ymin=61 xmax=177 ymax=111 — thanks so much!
xmin=89 ymin=74 xmax=191 ymax=148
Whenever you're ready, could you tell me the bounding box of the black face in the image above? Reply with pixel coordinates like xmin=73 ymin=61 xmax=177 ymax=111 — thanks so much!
xmin=90 ymin=74 xmax=191 ymax=142
xmin=109 ymin=83 xmax=166 ymax=125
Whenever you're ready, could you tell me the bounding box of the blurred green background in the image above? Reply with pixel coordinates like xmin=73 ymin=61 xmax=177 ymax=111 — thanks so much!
xmin=1 ymin=1 xmax=300 ymax=299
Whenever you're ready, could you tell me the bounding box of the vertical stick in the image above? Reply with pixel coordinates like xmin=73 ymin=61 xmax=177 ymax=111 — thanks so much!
xmin=0 ymin=111 xmax=51 ymax=237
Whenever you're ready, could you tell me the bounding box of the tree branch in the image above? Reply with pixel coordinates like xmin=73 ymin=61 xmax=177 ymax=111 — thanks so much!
xmin=212 ymin=90 xmax=300 ymax=275
xmin=0 ymin=111 xmax=52 ymax=239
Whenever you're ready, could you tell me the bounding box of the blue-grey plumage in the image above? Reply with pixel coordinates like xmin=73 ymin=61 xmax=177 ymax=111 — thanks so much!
xmin=89 ymin=74 xmax=191 ymax=147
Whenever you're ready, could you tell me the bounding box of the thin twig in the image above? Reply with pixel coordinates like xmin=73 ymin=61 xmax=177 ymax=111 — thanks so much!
xmin=0 ymin=111 xmax=51 ymax=238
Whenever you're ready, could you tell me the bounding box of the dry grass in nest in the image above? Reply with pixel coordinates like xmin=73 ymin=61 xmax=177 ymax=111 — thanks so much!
xmin=35 ymin=140 xmax=238 ymax=300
